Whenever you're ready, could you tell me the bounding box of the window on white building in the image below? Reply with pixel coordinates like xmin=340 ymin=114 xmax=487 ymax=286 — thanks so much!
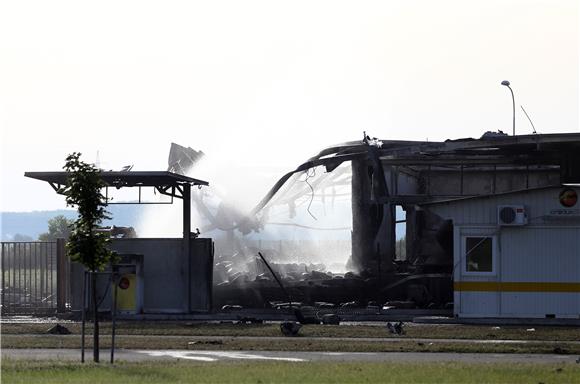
xmin=465 ymin=236 xmax=493 ymax=272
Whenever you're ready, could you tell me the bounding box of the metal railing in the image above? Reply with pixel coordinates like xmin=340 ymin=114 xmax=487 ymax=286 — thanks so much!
xmin=1 ymin=240 xmax=69 ymax=315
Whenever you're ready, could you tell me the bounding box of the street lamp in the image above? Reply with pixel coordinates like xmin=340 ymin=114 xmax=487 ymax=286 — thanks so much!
xmin=501 ymin=80 xmax=515 ymax=136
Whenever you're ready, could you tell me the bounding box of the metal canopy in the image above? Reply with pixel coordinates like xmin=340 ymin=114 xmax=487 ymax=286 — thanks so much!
xmin=25 ymin=169 xmax=209 ymax=313
xmin=24 ymin=171 xmax=208 ymax=200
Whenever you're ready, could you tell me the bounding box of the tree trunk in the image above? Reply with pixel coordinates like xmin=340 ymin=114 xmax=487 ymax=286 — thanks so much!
xmin=91 ymin=271 xmax=99 ymax=363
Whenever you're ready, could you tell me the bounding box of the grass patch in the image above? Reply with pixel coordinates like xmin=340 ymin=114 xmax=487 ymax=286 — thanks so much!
xmin=3 ymin=322 xmax=580 ymax=341
xmin=2 ymin=359 xmax=578 ymax=384
xmin=2 ymin=334 xmax=579 ymax=354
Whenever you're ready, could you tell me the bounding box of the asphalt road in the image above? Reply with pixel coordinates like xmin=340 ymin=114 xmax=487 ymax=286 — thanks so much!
xmin=3 ymin=348 xmax=579 ymax=364
xmin=6 ymin=334 xmax=580 ymax=345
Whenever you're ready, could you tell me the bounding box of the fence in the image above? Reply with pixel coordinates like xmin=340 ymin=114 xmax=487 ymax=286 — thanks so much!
xmin=1 ymin=239 xmax=69 ymax=315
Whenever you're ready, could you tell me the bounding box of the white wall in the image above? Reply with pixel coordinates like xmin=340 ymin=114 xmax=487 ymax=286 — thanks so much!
xmin=428 ymin=187 xmax=580 ymax=318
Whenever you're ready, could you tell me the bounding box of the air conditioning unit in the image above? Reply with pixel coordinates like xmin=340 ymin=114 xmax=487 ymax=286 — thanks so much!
xmin=497 ymin=205 xmax=528 ymax=226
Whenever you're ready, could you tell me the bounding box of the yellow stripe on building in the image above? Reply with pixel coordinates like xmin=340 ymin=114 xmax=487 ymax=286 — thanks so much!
xmin=454 ymin=281 xmax=580 ymax=293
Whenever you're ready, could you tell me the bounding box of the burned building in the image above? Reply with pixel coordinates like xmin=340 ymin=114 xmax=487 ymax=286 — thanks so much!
xmin=22 ymin=132 xmax=580 ymax=319
xmin=202 ymin=132 xmax=580 ymax=317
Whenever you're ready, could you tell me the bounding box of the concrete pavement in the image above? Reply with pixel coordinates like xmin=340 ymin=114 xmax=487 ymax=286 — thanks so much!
xmin=3 ymin=348 xmax=580 ymax=364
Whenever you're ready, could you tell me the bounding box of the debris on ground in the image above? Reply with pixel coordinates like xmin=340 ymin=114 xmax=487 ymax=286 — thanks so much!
xmin=188 ymin=340 xmax=223 ymax=346
xmin=386 ymin=321 xmax=405 ymax=335
xmin=280 ymin=321 xmax=302 ymax=336
xmin=46 ymin=324 xmax=71 ymax=335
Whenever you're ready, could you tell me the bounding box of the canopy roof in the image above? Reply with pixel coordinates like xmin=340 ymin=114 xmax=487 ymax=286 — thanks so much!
xmin=25 ymin=171 xmax=207 ymax=188
xmin=25 ymin=171 xmax=208 ymax=201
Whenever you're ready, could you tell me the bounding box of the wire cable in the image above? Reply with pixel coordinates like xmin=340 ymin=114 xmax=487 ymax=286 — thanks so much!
xmin=302 ymin=167 xmax=318 ymax=220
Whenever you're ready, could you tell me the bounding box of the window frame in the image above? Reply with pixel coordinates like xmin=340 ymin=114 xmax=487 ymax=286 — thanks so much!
xmin=461 ymin=235 xmax=497 ymax=276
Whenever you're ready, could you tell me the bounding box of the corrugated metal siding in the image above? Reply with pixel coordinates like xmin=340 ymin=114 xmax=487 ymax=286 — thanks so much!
xmin=500 ymin=227 xmax=579 ymax=283
xmin=500 ymin=293 xmax=578 ymax=317
xmin=429 ymin=187 xmax=578 ymax=226
xmin=431 ymin=187 xmax=580 ymax=318
xmin=499 ymin=227 xmax=580 ymax=316
xmin=459 ymin=292 xmax=499 ymax=316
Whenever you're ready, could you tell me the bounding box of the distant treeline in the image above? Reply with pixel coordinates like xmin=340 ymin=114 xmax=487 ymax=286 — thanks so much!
xmin=1 ymin=206 xmax=139 ymax=241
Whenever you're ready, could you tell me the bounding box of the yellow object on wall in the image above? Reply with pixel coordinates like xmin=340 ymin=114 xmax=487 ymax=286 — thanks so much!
xmin=115 ymin=274 xmax=137 ymax=312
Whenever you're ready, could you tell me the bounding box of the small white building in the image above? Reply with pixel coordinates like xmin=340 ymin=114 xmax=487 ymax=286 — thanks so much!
xmin=423 ymin=186 xmax=580 ymax=319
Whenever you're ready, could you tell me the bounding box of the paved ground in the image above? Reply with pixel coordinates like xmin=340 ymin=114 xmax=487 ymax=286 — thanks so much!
xmin=6 ymin=333 xmax=580 ymax=345
xmin=3 ymin=348 xmax=580 ymax=364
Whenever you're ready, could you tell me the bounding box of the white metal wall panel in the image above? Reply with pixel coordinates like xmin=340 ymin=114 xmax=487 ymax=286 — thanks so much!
xmin=500 ymin=227 xmax=580 ymax=282
xmin=432 ymin=187 xmax=580 ymax=318
xmin=456 ymin=292 xmax=499 ymax=316
xmin=500 ymin=293 xmax=578 ymax=317
xmin=430 ymin=187 xmax=580 ymax=226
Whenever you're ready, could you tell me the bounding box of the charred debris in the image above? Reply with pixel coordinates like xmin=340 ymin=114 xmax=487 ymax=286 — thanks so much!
xmin=166 ymin=133 xmax=580 ymax=317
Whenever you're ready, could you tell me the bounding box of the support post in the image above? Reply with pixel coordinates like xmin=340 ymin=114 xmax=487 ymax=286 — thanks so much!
xmin=56 ymin=238 xmax=66 ymax=313
xmin=183 ymin=183 xmax=192 ymax=312
xmin=91 ymin=271 xmax=99 ymax=363
xmin=351 ymin=159 xmax=394 ymax=274
xmin=81 ymin=270 xmax=86 ymax=363
xmin=351 ymin=159 xmax=374 ymax=272
xmin=1 ymin=244 xmax=5 ymax=316
xmin=111 ymin=267 xmax=117 ymax=364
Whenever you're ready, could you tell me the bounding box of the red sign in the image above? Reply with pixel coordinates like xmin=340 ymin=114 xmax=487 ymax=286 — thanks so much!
xmin=118 ymin=277 xmax=130 ymax=290
xmin=559 ymin=188 xmax=578 ymax=208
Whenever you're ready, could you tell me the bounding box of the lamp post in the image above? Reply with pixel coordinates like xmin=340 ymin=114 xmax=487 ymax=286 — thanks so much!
xmin=501 ymin=80 xmax=515 ymax=136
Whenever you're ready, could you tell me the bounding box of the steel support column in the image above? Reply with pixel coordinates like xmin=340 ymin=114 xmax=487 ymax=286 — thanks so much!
xmin=182 ymin=183 xmax=192 ymax=312
xmin=56 ymin=238 xmax=67 ymax=313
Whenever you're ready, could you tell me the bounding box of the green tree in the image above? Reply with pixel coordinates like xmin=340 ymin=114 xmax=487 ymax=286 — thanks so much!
xmin=38 ymin=215 xmax=73 ymax=241
xmin=60 ymin=152 xmax=117 ymax=363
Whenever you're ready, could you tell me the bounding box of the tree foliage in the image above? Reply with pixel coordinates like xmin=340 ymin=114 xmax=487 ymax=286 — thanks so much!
xmin=60 ymin=152 xmax=116 ymax=271
xmin=38 ymin=215 xmax=74 ymax=241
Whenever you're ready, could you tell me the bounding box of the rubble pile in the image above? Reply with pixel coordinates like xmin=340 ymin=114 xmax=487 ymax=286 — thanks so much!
xmin=212 ymin=251 xmax=453 ymax=311
xmin=213 ymin=252 xmax=386 ymax=309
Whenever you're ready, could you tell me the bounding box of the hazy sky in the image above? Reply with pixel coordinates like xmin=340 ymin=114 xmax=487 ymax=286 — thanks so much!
xmin=1 ymin=0 xmax=578 ymax=212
